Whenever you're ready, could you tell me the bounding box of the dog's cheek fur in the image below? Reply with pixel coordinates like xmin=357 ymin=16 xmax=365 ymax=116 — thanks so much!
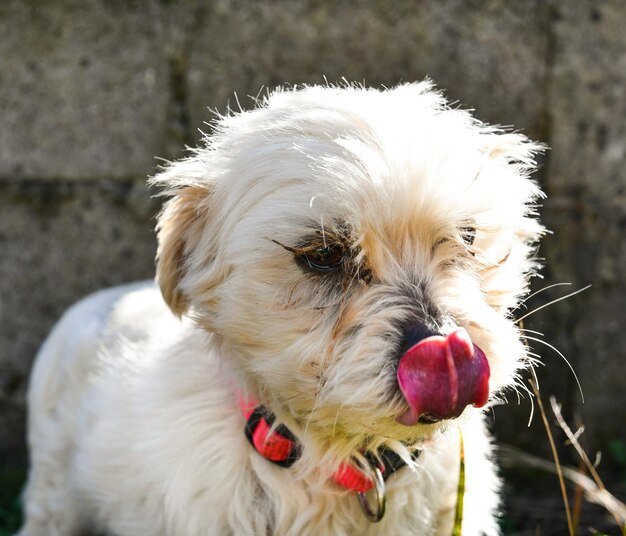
xmin=182 ymin=246 xmax=404 ymax=449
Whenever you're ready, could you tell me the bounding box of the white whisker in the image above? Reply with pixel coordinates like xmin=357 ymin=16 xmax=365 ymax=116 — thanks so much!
xmin=525 ymin=352 xmax=544 ymax=368
xmin=520 ymin=328 xmax=545 ymax=337
xmin=522 ymin=335 xmax=584 ymax=403
xmin=530 ymin=366 xmax=540 ymax=392
xmin=522 ymin=382 xmax=535 ymax=426
xmin=526 ymin=368 xmax=542 ymax=425
xmin=303 ymin=370 xmax=329 ymax=441
xmin=521 ymin=282 xmax=573 ymax=305
xmin=516 ymin=285 xmax=591 ymax=322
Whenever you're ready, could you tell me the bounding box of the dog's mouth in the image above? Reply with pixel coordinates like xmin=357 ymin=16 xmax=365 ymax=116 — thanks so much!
xmin=396 ymin=329 xmax=490 ymax=426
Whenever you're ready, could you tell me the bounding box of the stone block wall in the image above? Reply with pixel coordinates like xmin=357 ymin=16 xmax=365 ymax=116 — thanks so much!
xmin=1 ymin=0 xmax=624 ymax=483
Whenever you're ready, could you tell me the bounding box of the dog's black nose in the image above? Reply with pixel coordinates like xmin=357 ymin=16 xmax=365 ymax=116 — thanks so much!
xmin=398 ymin=319 xmax=441 ymax=357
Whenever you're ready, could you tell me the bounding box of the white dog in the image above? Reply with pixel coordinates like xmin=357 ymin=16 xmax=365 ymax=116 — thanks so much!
xmin=19 ymin=82 xmax=544 ymax=536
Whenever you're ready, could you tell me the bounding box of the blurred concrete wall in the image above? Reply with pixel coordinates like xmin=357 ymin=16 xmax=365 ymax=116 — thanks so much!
xmin=1 ymin=0 xmax=624 ymax=469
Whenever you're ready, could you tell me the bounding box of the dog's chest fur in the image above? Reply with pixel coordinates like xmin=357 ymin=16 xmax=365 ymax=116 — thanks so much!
xmin=48 ymin=283 xmax=496 ymax=536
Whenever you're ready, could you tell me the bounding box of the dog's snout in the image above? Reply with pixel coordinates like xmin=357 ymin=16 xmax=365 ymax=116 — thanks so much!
xmin=398 ymin=319 xmax=441 ymax=357
xmin=395 ymin=328 xmax=491 ymax=426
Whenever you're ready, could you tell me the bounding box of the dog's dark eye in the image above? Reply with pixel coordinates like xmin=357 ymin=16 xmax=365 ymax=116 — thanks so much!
xmin=301 ymin=244 xmax=344 ymax=271
xmin=460 ymin=225 xmax=476 ymax=247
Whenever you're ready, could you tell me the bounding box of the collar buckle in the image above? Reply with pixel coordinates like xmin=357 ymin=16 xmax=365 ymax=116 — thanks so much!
xmin=244 ymin=405 xmax=302 ymax=468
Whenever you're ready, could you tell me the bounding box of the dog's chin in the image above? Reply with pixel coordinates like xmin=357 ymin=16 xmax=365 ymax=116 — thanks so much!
xmin=297 ymin=404 xmax=464 ymax=453
xmin=364 ymin=419 xmax=444 ymax=448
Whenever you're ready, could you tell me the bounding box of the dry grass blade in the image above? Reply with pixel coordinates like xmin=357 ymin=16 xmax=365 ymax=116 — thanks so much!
xmin=499 ymin=445 xmax=626 ymax=525
xmin=529 ymin=375 xmax=575 ymax=536
xmin=549 ymin=397 xmax=626 ymax=530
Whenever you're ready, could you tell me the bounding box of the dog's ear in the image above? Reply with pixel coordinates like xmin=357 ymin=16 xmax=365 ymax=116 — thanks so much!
xmin=152 ymin=161 xmax=213 ymax=316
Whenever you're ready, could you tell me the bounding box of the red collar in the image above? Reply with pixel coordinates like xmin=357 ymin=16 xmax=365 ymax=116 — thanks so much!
xmin=239 ymin=395 xmax=418 ymax=493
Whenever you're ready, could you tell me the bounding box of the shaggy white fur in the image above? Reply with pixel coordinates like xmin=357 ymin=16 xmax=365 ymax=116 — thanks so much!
xmin=18 ymin=82 xmax=544 ymax=536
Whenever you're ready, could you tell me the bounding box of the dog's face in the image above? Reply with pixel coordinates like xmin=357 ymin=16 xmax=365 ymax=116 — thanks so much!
xmin=153 ymin=83 xmax=543 ymax=458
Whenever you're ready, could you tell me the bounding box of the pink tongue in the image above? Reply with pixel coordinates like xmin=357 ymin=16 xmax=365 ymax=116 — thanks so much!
xmin=396 ymin=329 xmax=490 ymax=426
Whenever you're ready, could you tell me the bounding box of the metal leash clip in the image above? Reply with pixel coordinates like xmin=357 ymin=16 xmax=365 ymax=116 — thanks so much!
xmin=355 ymin=456 xmax=387 ymax=523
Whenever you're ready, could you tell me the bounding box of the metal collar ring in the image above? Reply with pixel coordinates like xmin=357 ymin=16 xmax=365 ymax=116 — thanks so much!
xmin=355 ymin=457 xmax=387 ymax=522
